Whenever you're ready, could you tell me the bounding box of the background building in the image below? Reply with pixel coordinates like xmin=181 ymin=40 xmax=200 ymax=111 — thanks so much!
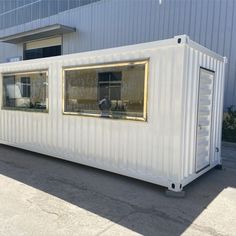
xmin=0 ymin=0 xmax=235 ymax=110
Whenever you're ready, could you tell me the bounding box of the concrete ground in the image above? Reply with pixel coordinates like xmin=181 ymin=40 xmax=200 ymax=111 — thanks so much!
xmin=0 ymin=144 xmax=235 ymax=236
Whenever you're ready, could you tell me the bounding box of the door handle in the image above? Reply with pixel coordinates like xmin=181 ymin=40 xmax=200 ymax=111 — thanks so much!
xmin=198 ymin=124 xmax=202 ymax=130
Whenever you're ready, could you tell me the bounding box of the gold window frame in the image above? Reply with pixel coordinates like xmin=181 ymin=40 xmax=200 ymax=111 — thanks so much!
xmin=1 ymin=70 xmax=49 ymax=113
xmin=62 ymin=60 xmax=149 ymax=121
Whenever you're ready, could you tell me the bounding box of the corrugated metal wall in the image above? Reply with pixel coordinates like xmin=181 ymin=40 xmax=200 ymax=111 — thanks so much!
xmin=0 ymin=38 xmax=225 ymax=189
xmin=0 ymin=0 xmax=235 ymax=109
xmin=181 ymin=43 xmax=225 ymax=183
xmin=0 ymin=0 xmax=100 ymax=29
xmin=0 ymin=39 xmax=186 ymax=189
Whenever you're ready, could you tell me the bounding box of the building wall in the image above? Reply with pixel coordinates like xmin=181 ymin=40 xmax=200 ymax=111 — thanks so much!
xmin=0 ymin=0 xmax=235 ymax=109
xmin=0 ymin=0 xmax=100 ymax=29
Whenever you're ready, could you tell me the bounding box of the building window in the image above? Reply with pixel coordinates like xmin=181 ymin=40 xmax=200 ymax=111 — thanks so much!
xmin=24 ymin=37 xmax=62 ymax=60
xmin=2 ymin=71 xmax=48 ymax=112
xmin=21 ymin=77 xmax=31 ymax=97
xmin=63 ymin=60 xmax=148 ymax=121
xmin=98 ymin=72 xmax=122 ymax=101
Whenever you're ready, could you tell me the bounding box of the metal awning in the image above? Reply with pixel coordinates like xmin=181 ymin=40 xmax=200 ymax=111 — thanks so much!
xmin=0 ymin=24 xmax=76 ymax=44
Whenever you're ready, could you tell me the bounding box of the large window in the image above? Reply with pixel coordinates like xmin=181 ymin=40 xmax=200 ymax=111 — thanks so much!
xmin=63 ymin=60 xmax=148 ymax=120
xmin=2 ymin=71 xmax=48 ymax=112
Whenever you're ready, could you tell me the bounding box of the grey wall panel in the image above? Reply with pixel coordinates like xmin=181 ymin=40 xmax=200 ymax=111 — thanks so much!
xmin=0 ymin=0 xmax=100 ymax=29
xmin=0 ymin=0 xmax=235 ymax=109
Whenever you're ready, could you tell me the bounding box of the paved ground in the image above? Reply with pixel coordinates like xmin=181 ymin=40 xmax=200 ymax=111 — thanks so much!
xmin=0 ymin=144 xmax=235 ymax=236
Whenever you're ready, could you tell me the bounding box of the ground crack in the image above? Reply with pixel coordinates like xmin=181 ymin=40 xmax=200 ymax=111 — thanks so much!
xmin=26 ymin=198 xmax=60 ymax=218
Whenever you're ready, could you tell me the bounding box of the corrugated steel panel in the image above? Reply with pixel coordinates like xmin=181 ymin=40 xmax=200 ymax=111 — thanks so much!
xmin=0 ymin=0 xmax=100 ymax=29
xmin=0 ymin=36 xmax=225 ymax=191
xmin=0 ymin=0 xmax=234 ymax=109
xmin=181 ymin=39 xmax=225 ymax=185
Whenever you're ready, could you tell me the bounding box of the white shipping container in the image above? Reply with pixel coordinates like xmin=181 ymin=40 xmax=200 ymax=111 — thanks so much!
xmin=0 ymin=35 xmax=226 ymax=192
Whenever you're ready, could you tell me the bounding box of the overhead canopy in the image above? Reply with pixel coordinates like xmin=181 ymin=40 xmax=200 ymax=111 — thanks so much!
xmin=0 ymin=24 xmax=76 ymax=44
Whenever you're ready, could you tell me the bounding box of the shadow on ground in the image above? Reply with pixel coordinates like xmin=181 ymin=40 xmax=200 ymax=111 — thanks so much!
xmin=0 ymin=144 xmax=235 ymax=235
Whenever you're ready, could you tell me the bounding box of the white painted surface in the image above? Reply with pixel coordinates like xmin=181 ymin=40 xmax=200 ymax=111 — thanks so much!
xmin=0 ymin=35 xmax=226 ymax=191
xmin=195 ymin=68 xmax=214 ymax=173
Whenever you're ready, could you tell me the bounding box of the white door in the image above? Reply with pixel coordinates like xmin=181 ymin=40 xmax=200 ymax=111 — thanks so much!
xmin=195 ymin=68 xmax=215 ymax=173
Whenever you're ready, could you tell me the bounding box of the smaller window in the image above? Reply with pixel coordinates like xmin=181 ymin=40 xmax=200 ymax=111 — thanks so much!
xmin=24 ymin=45 xmax=61 ymax=60
xmin=24 ymin=37 xmax=62 ymax=60
xmin=2 ymin=71 xmax=48 ymax=112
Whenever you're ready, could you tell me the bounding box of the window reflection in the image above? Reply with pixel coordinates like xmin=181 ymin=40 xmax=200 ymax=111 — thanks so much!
xmin=64 ymin=61 xmax=147 ymax=120
xmin=2 ymin=71 xmax=48 ymax=112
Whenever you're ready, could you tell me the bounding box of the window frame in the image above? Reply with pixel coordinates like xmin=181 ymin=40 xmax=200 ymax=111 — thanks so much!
xmin=62 ymin=60 xmax=149 ymax=121
xmin=1 ymin=70 xmax=49 ymax=113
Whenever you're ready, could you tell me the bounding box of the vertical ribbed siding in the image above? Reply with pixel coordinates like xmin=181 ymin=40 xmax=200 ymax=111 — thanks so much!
xmin=0 ymin=37 xmax=225 ymax=189
xmin=181 ymin=44 xmax=225 ymax=180
xmin=0 ymin=39 xmax=188 ymax=188
xmin=0 ymin=0 xmax=101 ymax=29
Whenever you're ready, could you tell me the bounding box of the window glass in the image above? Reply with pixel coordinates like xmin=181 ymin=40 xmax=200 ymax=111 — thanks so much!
xmin=21 ymin=77 xmax=31 ymax=97
xmin=64 ymin=61 xmax=148 ymax=120
xmin=24 ymin=37 xmax=62 ymax=60
xmin=2 ymin=71 xmax=48 ymax=112
xmin=24 ymin=45 xmax=61 ymax=60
